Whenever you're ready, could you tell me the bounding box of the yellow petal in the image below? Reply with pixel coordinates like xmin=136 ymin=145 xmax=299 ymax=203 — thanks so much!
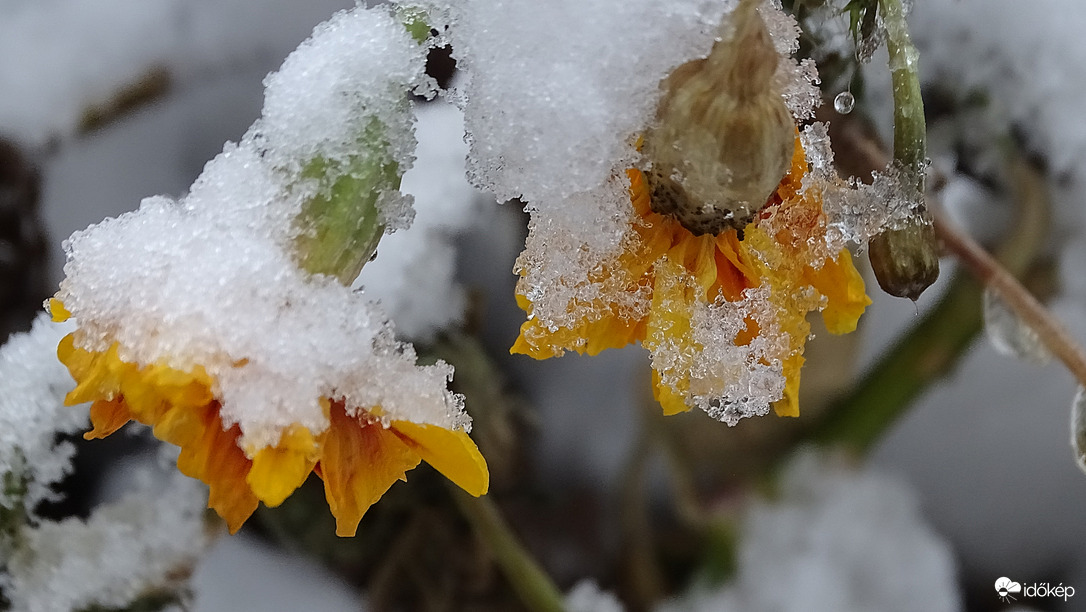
xmin=143 ymin=364 xmax=216 ymax=410
xmin=512 ymin=308 xmax=642 ymax=359
xmin=771 ymin=353 xmax=804 ymax=417
xmin=390 ymin=421 xmax=490 ymax=497
xmin=247 ymin=425 xmax=321 ymax=507
xmin=318 ymin=404 xmax=421 ymax=537
xmin=806 ymin=249 xmax=870 ymax=335
xmin=58 ymin=335 xmax=110 ymax=405
xmin=652 ymin=370 xmax=691 ymax=416
xmin=49 ymin=298 xmax=70 ymax=322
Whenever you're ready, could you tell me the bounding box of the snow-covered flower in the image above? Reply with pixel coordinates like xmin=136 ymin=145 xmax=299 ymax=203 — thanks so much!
xmin=53 ymin=302 xmax=487 ymax=536
xmin=508 ymin=1 xmax=869 ymax=421
xmin=49 ymin=5 xmax=489 ymax=536
xmin=514 ymin=137 xmax=868 ymax=419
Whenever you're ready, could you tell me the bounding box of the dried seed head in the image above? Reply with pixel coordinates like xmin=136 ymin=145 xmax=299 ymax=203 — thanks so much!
xmin=642 ymin=0 xmax=795 ymax=236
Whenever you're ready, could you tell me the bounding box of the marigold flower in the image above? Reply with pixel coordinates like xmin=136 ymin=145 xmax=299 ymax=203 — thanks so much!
xmin=52 ymin=300 xmax=487 ymax=536
xmin=45 ymin=6 xmax=490 ymax=537
xmin=512 ymin=134 xmax=870 ymax=420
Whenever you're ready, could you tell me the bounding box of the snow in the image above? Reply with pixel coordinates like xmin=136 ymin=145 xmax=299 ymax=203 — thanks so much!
xmin=3 ymin=471 xmax=208 ymax=612
xmin=0 ymin=315 xmax=86 ymax=515
xmin=659 ymin=450 xmax=960 ymax=612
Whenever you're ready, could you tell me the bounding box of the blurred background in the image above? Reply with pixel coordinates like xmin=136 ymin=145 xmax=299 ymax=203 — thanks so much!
xmin=2 ymin=1 xmax=1086 ymax=611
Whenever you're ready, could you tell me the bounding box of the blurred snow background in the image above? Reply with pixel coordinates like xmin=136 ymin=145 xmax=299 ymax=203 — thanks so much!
xmin=3 ymin=0 xmax=1086 ymax=610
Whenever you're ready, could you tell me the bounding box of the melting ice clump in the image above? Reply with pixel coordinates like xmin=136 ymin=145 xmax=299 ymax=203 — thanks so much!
xmin=982 ymin=288 xmax=1052 ymax=364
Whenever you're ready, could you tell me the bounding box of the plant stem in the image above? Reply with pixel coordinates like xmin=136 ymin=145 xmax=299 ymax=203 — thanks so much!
xmin=450 ymin=489 xmax=565 ymax=612
xmin=867 ymin=0 xmax=939 ymax=300
xmin=936 ymin=211 xmax=1086 ymax=388
xmin=878 ymin=0 xmax=924 ymax=173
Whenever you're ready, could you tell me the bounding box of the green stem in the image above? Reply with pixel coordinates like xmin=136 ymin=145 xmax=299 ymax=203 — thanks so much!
xmin=0 ymin=453 xmax=29 ymax=559
xmin=450 ymin=489 xmax=565 ymax=612
xmin=619 ymin=427 xmax=665 ymax=607
xmin=811 ymin=271 xmax=980 ymax=451
xmin=867 ymin=0 xmax=939 ymax=300
xmin=879 ymin=0 xmax=925 ymax=173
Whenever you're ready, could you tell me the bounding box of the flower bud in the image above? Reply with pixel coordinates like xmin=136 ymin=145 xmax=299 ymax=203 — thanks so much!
xmin=642 ymin=0 xmax=795 ymax=236
xmin=868 ymin=218 xmax=940 ymax=301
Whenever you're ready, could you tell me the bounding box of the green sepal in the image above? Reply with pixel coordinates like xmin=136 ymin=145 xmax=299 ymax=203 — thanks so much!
xmin=292 ymin=118 xmax=401 ymax=285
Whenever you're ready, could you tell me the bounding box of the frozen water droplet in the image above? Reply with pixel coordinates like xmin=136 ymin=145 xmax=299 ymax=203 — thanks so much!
xmin=982 ymin=288 xmax=1052 ymax=364
xmin=1071 ymin=386 xmax=1086 ymax=474
xmin=833 ymin=91 xmax=855 ymax=115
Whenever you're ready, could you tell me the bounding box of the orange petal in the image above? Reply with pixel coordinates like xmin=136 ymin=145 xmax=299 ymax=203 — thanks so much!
xmin=627 ymin=168 xmax=653 ymax=217
xmin=390 ymin=421 xmax=489 ymax=497
xmin=712 ymin=243 xmax=750 ymax=302
xmin=165 ymin=403 xmax=258 ymax=534
xmin=318 ymin=403 xmax=421 ymax=537
xmin=84 ymin=398 xmax=133 ymax=440
xmin=715 ymin=231 xmax=759 ymax=290
xmin=247 ymin=425 xmax=322 ymax=507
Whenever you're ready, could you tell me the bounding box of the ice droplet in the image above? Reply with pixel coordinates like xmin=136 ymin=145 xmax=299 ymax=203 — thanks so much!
xmin=982 ymin=288 xmax=1052 ymax=364
xmin=1071 ymin=386 xmax=1086 ymax=474
xmin=833 ymin=91 xmax=855 ymax=115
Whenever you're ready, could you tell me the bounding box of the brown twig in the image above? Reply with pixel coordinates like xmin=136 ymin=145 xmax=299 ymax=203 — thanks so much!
xmin=935 ymin=211 xmax=1086 ymax=387
xmin=831 ymin=111 xmax=1086 ymax=388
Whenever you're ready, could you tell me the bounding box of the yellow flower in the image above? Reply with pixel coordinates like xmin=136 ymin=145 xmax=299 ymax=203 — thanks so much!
xmin=512 ymin=135 xmax=870 ymax=418
xmin=52 ymin=300 xmax=488 ymax=536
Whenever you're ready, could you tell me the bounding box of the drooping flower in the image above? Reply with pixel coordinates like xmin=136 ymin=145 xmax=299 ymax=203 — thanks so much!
xmin=52 ymin=299 xmax=488 ymax=536
xmin=507 ymin=0 xmax=868 ymax=423
xmin=512 ymin=132 xmax=870 ymax=421
xmin=48 ymin=5 xmax=489 ymax=537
